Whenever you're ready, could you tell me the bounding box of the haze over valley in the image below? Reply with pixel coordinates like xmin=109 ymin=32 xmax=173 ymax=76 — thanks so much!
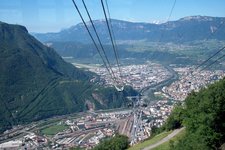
xmin=1 ymin=0 xmax=225 ymax=149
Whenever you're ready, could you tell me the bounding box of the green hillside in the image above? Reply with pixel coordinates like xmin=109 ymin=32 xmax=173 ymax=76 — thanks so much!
xmin=152 ymin=129 xmax=185 ymax=150
xmin=127 ymin=78 xmax=225 ymax=150
xmin=128 ymin=131 xmax=173 ymax=150
xmin=0 ymin=22 xmax=137 ymax=133
xmin=162 ymin=77 xmax=225 ymax=149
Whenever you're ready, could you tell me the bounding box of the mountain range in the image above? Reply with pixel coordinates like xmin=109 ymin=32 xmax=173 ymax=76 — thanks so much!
xmin=34 ymin=16 xmax=225 ymax=43
xmin=32 ymin=16 xmax=225 ymax=68
xmin=0 ymin=21 xmax=137 ymax=133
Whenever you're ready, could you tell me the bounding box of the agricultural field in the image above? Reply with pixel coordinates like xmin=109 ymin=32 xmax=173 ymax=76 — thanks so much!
xmin=40 ymin=124 xmax=69 ymax=135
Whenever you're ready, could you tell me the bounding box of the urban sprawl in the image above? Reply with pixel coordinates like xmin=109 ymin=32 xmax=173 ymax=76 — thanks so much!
xmin=1 ymin=62 xmax=224 ymax=149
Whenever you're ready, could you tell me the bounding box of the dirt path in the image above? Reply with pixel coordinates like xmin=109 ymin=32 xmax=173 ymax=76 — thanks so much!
xmin=142 ymin=127 xmax=185 ymax=150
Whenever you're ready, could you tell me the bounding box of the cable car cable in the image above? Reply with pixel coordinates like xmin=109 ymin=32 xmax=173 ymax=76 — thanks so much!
xmin=200 ymin=52 xmax=225 ymax=71
xmin=71 ymin=0 xmax=117 ymax=84
xmin=101 ymin=0 xmax=123 ymax=80
xmin=81 ymin=0 xmax=118 ymax=83
xmin=195 ymin=46 xmax=225 ymax=70
xmin=105 ymin=0 xmax=123 ymax=79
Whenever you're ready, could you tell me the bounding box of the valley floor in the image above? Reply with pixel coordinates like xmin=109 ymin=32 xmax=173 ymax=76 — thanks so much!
xmin=0 ymin=62 xmax=224 ymax=150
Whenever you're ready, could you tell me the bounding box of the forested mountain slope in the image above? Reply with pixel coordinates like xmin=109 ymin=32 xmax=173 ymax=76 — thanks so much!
xmin=0 ymin=22 xmax=137 ymax=133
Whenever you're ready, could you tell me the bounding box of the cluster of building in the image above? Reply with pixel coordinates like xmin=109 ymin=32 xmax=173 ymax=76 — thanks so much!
xmin=0 ymin=100 xmax=176 ymax=149
xmin=90 ymin=62 xmax=172 ymax=90
xmin=0 ymin=110 xmax=134 ymax=149
xmin=162 ymin=67 xmax=225 ymax=100
xmin=51 ymin=110 xmax=132 ymax=149
xmin=2 ymin=63 xmax=224 ymax=149
xmin=0 ymin=132 xmax=47 ymax=150
xmin=130 ymin=98 xmax=174 ymax=145
xmin=144 ymin=100 xmax=174 ymax=128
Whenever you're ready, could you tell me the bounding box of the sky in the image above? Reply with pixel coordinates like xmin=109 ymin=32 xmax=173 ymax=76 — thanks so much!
xmin=0 ymin=0 xmax=225 ymax=33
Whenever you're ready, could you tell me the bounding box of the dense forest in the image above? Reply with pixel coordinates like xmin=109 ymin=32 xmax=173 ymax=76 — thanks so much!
xmin=163 ymin=77 xmax=225 ymax=149
xmin=0 ymin=22 xmax=138 ymax=133
xmin=93 ymin=134 xmax=129 ymax=150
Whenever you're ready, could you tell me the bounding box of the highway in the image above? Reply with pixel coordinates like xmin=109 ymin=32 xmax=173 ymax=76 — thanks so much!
xmin=130 ymin=65 xmax=178 ymax=145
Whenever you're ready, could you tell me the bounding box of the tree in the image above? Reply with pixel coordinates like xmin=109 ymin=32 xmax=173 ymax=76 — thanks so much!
xmin=164 ymin=103 xmax=184 ymax=131
xmin=93 ymin=134 xmax=129 ymax=150
xmin=172 ymin=78 xmax=225 ymax=149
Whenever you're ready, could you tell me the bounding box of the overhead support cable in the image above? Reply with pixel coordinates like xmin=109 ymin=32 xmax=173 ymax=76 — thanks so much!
xmin=101 ymin=0 xmax=123 ymax=80
xmin=71 ymin=0 xmax=117 ymax=84
xmin=200 ymin=52 xmax=225 ymax=71
xmin=80 ymin=0 xmax=117 ymax=83
xmin=104 ymin=0 xmax=123 ymax=78
xmin=158 ymin=0 xmax=177 ymax=42
xmin=195 ymin=46 xmax=225 ymax=70
xmin=167 ymin=0 xmax=177 ymax=22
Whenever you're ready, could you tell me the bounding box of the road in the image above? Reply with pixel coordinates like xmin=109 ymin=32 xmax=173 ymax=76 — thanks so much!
xmin=142 ymin=127 xmax=185 ymax=150
xmin=130 ymin=65 xmax=178 ymax=144
xmin=140 ymin=65 xmax=178 ymax=102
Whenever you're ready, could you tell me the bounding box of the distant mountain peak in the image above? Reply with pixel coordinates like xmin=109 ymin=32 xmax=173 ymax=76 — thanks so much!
xmin=0 ymin=21 xmax=134 ymax=133
xmin=179 ymin=15 xmax=215 ymax=21
xmin=33 ymin=16 xmax=225 ymax=43
xmin=150 ymin=20 xmax=165 ymax=24
xmin=0 ymin=21 xmax=28 ymax=33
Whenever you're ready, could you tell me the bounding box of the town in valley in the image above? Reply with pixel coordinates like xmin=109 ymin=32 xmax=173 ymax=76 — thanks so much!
xmin=1 ymin=61 xmax=224 ymax=150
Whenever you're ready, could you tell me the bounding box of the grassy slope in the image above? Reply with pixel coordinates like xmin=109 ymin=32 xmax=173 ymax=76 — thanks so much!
xmin=128 ymin=129 xmax=185 ymax=150
xmin=152 ymin=129 xmax=185 ymax=150
xmin=128 ymin=131 xmax=172 ymax=150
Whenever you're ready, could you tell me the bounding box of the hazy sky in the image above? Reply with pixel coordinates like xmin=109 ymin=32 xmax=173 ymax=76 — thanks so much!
xmin=0 ymin=0 xmax=225 ymax=33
